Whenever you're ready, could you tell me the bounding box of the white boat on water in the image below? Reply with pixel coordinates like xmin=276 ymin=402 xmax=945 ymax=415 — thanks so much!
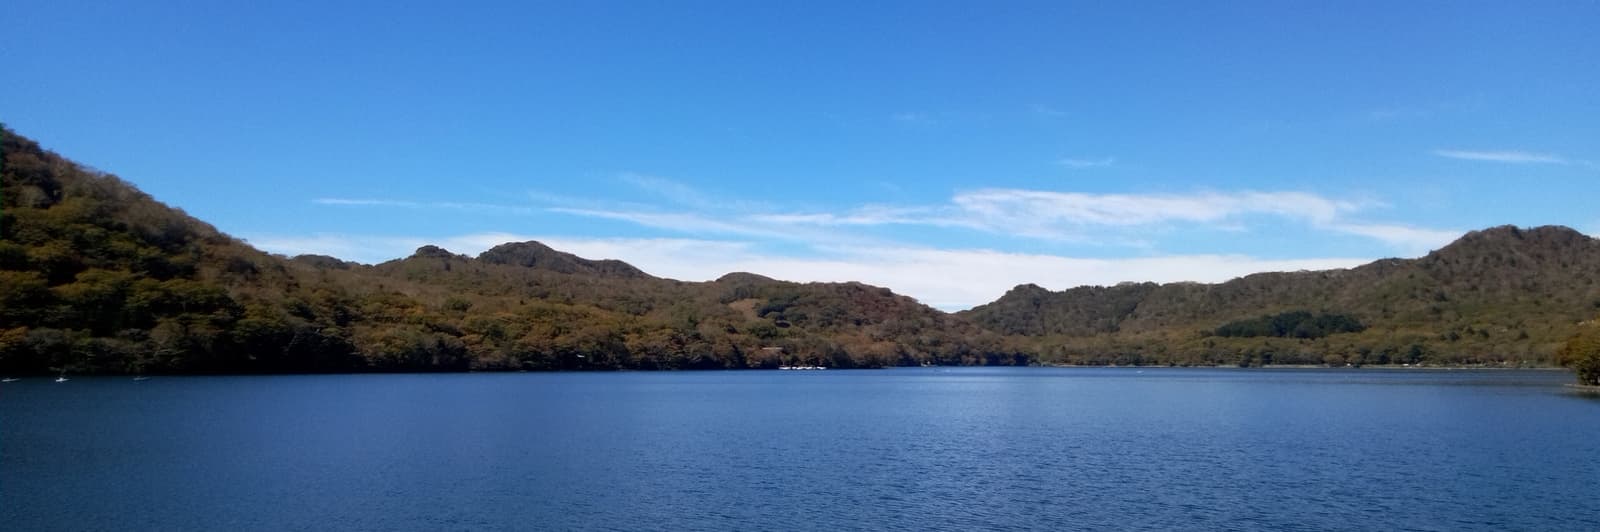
xmin=55 ymin=376 xmax=69 ymax=383
xmin=779 ymin=365 xmax=827 ymax=370
xmin=1 ymin=378 xmax=19 ymax=383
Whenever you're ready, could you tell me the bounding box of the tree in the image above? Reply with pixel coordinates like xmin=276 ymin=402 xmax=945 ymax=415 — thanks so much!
xmin=1558 ymin=321 xmax=1600 ymax=385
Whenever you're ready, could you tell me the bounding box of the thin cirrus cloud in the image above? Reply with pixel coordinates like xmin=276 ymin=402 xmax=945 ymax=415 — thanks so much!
xmin=544 ymin=207 xmax=796 ymax=240
xmin=1057 ymin=157 xmax=1116 ymax=168
xmin=759 ymin=189 xmax=1397 ymax=243
xmin=312 ymin=197 xmax=540 ymax=215
xmin=619 ymin=172 xmax=714 ymax=209
xmin=891 ymin=112 xmax=936 ymax=126
xmin=313 ymin=181 xmax=1456 ymax=255
xmin=746 ymin=205 xmax=978 ymax=229
xmin=947 ymin=189 xmax=1455 ymax=252
xmin=948 ymin=189 xmax=1358 ymax=228
xmin=1326 ymin=223 xmax=1462 ymax=255
xmin=313 ymin=198 xmax=422 ymax=207
xmin=1432 ymin=149 xmax=1568 ymax=164
xmin=758 ymin=189 xmax=1362 ymax=230
xmin=739 ymin=188 xmax=1462 ymax=256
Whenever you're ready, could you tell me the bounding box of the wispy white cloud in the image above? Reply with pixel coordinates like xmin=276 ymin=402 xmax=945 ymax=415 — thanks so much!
xmin=619 ymin=172 xmax=712 ymax=208
xmin=740 ymin=188 xmax=1469 ymax=255
xmin=615 ymin=172 xmax=775 ymax=212
xmin=313 ymin=198 xmax=423 ymax=207
xmin=1327 ymin=223 xmax=1461 ymax=255
xmin=746 ymin=205 xmax=977 ymax=229
xmin=1432 ymin=149 xmax=1568 ymax=164
xmin=715 ymin=188 xmax=1450 ymax=251
xmin=244 ymin=231 xmax=1376 ymax=311
xmin=946 ymin=189 xmax=1361 ymax=238
xmin=1057 ymin=157 xmax=1116 ymax=169
xmin=313 ymin=197 xmax=539 ymax=215
xmin=544 ymin=207 xmax=789 ymax=239
xmin=323 ymin=186 xmax=1455 ymax=256
xmin=1364 ymin=107 xmax=1427 ymax=122
xmin=1362 ymin=96 xmax=1484 ymax=123
xmin=762 ymin=190 xmax=1363 ymax=235
xmin=1030 ymin=104 xmax=1069 ymax=118
xmin=891 ymin=112 xmax=936 ymax=125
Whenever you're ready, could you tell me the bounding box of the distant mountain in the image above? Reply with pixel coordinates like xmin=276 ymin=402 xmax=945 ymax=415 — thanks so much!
xmin=962 ymin=225 xmax=1600 ymax=366
xmin=477 ymin=241 xmax=650 ymax=278
xmin=2 ymin=125 xmax=1593 ymax=374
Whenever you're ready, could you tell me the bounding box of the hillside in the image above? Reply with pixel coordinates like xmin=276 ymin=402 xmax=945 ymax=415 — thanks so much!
xmin=3 ymin=126 xmax=1595 ymax=374
xmin=962 ymin=226 xmax=1600 ymax=366
xmin=0 ymin=127 xmax=1017 ymax=374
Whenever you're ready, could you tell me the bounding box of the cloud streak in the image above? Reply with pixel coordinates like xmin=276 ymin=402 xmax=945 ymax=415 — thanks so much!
xmin=1327 ymin=223 xmax=1461 ymax=255
xmin=949 ymin=189 xmax=1359 ymax=229
xmin=320 ymin=184 xmax=1458 ymax=257
xmin=746 ymin=205 xmax=977 ymax=229
xmin=313 ymin=198 xmax=423 ymax=207
xmin=1432 ymin=149 xmax=1567 ymax=164
xmin=313 ymin=197 xmax=539 ymax=215
xmin=541 ymin=186 xmax=1457 ymax=253
xmin=1057 ymin=157 xmax=1115 ymax=168
xmin=891 ymin=112 xmax=936 ymax=125
xmin=545 ymin=207 xmax=799 ymax=240
xmin=619 ymin=172 xmax=713 ymax=208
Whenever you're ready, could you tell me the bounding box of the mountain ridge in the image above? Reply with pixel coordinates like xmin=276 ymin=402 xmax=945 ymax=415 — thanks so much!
xmin=961 ymin=224 xmax=1599 ymax=366
xmin=3 ymin=126 xmax=1594 ymax=373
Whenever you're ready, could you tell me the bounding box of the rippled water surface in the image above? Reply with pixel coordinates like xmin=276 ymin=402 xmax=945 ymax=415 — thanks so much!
xmin=4 ymin=368 xmax=1598 ymax=531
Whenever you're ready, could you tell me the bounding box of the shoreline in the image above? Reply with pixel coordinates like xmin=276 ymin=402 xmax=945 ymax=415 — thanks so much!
xmin=1040 ymin=363 xmax=1567 ymax=371
xmin=2 ymin=364 xmax=1572 ymax=379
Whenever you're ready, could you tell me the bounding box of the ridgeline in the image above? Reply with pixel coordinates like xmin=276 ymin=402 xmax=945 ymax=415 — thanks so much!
xmin=3 ymin=126 xmax=1597 ymax=375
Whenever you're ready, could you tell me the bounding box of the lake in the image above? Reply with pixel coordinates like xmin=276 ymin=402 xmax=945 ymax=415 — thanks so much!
xmin=3 ymin=368 xmax=1597 ymax=531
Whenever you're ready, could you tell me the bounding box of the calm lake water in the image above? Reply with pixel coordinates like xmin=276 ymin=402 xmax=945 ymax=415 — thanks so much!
xmin=3 ymin=367 xmax=1598 ymax=531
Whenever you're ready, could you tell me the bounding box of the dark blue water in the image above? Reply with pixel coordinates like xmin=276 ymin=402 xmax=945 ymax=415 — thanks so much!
xmin=3 ymin=368 xmax=1598 ymax=531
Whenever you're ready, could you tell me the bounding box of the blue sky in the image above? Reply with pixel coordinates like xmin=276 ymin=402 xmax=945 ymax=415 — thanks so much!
xmin=5 ymin=1 xmax=1597 ymax=309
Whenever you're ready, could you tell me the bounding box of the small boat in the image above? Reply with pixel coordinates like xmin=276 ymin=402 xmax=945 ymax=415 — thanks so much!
xmin=1 ymin=378 xmax=19 ymax=383
xmin=133 ymin=376 xmax=151 ymax=381
xmin=55 ymin=376 xmax=69 ymax=383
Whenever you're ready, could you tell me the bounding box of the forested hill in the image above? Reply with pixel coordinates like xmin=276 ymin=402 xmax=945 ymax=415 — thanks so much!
xmin=0 ymin=127 xmax=1016 ymax=374
xmin=962 ymin=225 xmax=1600 ymax=366
xmin=3 ymin=126 xmax=1596 ymax=374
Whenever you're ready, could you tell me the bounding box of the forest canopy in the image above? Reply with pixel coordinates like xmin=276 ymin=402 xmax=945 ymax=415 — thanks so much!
xmin=1213 ymin=311 xmax=1366 ymax=339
